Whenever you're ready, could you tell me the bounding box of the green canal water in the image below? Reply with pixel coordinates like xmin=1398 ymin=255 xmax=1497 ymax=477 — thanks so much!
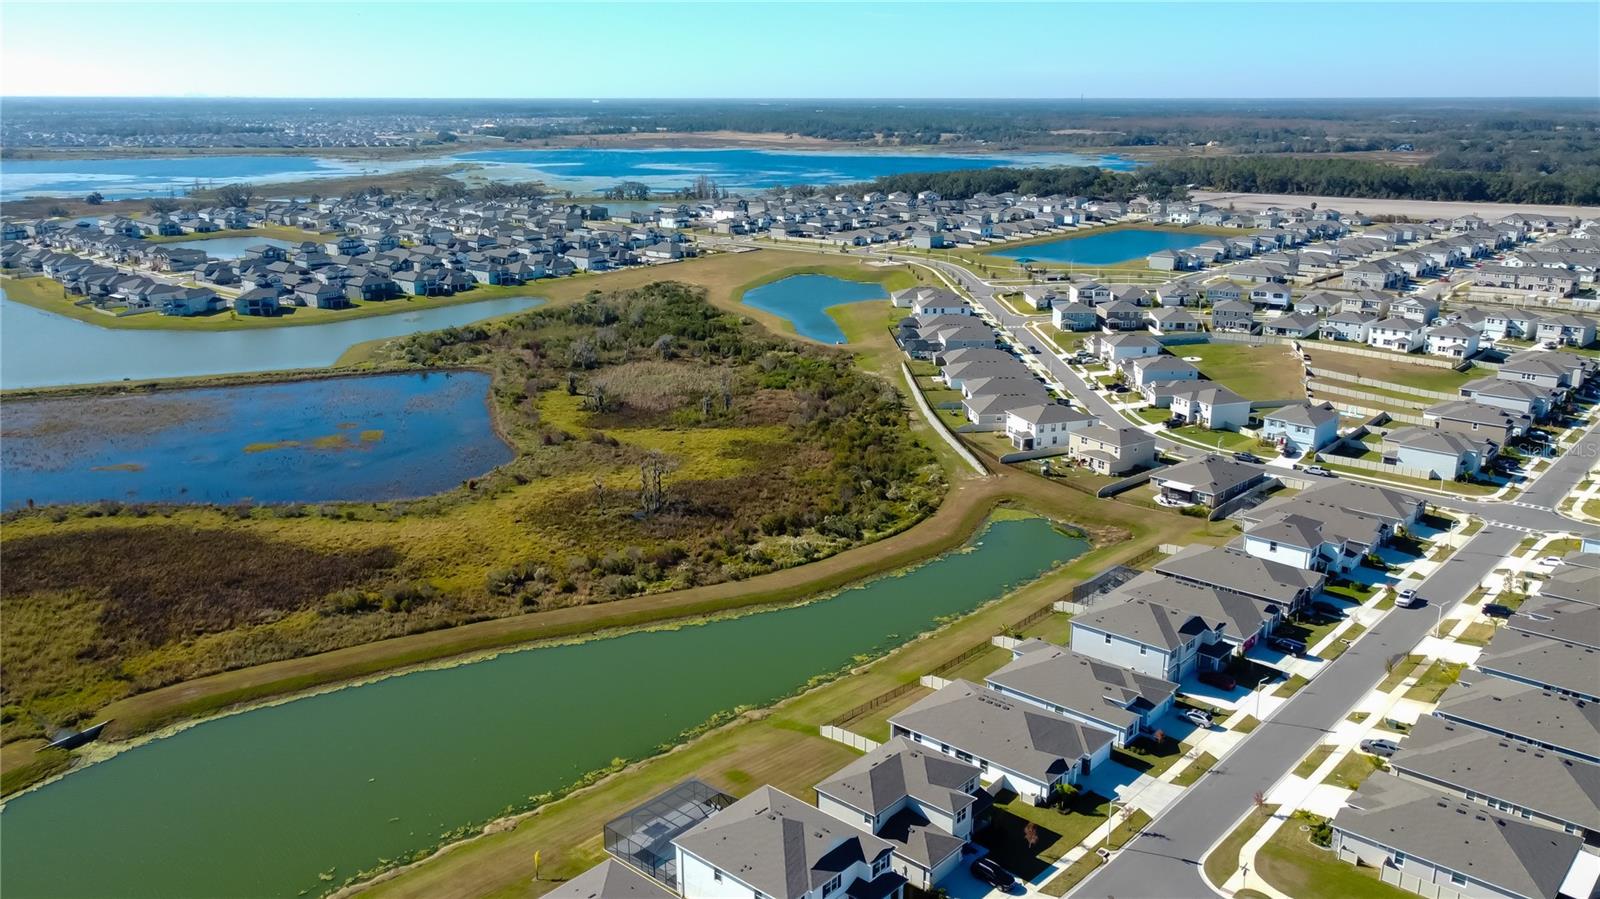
xmin=0 ymin=516 xmax=1085 ymax=899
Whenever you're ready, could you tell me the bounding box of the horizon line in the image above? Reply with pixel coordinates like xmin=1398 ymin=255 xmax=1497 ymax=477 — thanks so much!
xmin=4 ymin=95 xmax=1598 ymax=102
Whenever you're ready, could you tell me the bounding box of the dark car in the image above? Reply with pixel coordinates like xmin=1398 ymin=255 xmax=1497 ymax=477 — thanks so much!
xmin=1164 ymin=416 xmax=1185 ymax=429
xmin=971 ymin=858 xmax=1017 ymax=892
xmin=1109 ymin=383 xmax=1129 ymax=393
xmin=1233 ymin=451 xmax=1263 ymax=464
xmin=1483 ymin=603 xmax=1515 ymax=618
xmin=1199 ymin=670 xmax=1238 ymax=691
xmin=1271 ymin=637 xmax=1308 ymax=656
xmin=1360 ymin=738 xmax=1400 ymax=758
xmin=1310 ymin=600 xmax=1345 ymax=618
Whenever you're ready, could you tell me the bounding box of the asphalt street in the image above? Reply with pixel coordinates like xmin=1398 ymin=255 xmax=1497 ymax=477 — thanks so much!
xmin=1075 ymin=527 xmax=1521 ymax=898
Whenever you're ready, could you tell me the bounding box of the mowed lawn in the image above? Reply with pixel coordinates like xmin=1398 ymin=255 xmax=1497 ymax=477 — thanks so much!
xmin=1307 ymin=350 xmax=1478 ymax=394
xmin=1180 ymin=342 xmax=1303 ymax=399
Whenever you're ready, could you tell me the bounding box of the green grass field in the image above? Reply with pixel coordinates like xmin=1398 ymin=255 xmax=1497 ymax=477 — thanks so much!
xmin=1255 ymin=813 xmax=1414 ymax=899
xmin=1180 ymin=342 xmax=1304 ymax=399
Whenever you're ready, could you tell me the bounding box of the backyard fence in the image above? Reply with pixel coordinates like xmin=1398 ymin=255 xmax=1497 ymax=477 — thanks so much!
xmin=1320 ymin=399 xmax=1425 ymax=426
xmin=1321 ymin=455 xmax=1437 ymax=480
xmin=1308 ymin=380 xmax=1430 ymax=409
xmin=1310 ymin=368 xmax=1456 ymax=401
xmin=1301 ymin=341 xmax=1461 ymax=368
xmin=919 ymin=675 xmax=952 ymax=690
xmin=819 ymin=726 xmax=880 ymax=753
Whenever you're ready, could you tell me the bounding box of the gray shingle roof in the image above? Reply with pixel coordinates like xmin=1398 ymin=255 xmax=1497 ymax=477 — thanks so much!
xmin=545 ymin=859 xmax=673 ymax=899
xmin=1154 ymin=544 xmax=1324 ymax=606
xmin=673 ymin=785 xmax=892 ymax=899
xmin=986 ymin=644 xmax=1177 ymax=731
xmin=1332 ymin=775 xmax=1583 ymax=899
xmin=1390 ymin=716 xmax=1600 ymax=833
xmin=889 ymin=681 xmax=1114 ymax=784
xmin=1434 ymin=676 xmax=1600 ymax=761
xmin=814 ymin=737 xmax=979 ymax=820
xmin=1475 ymin=628 xmax=1600 ymax=701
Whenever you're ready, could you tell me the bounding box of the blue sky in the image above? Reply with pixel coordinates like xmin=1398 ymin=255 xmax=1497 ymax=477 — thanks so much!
xmin=3 ymin=1 xmax=1597 ymax=98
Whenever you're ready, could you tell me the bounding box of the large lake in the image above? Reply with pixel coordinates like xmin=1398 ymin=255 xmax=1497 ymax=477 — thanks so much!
xmin=992 ymin=227 xmax=1213 ymax=265
xmin=739 ymin=274 xmax=888 ymax=343
xmin=453 ymin=147 xmax=1137 ymax=194
xmin=0 ymin=516 xmax=1086 ymax=899
xmin=0 ymin=290 xmax=542 ymax=389
xmin=1 ymin=371 xmax=511 ymax=509
xmin=2 ymin=148 xmax=1137 ymax=200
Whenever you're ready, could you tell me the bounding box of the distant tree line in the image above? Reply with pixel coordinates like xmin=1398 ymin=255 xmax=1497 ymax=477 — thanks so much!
xmin=856 ymin=155 xmax=1600 ymax=206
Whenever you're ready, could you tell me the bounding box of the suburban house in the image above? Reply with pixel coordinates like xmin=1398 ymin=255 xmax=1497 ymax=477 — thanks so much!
xmin=1423 ymin=401 xmax=1530 ymax=442
xmin=1425 ymin=321 xmax=1482 ymax=358
xmin=672 ymin=786 xmax=903 ymax=899
xmin=1473 ymin=629 xmax=1600 ymax=703
xmin=1211 ymin=300 xmax=1257 ymax=333
xmin=1153 ymin=544 xmax=1325 ymax=614
xmin=1498 ymin=350 xmax=1594 ymax=392
xmin=1321 ymin=310 xmax=1378 ymax=342
xmin=1383 ymin=427 xmax=1494 ymax=479
xmin=1392 ymin=296 xmax=1440 ymax=324
xmin=1235 ymin=481 xmax=1421 ymax=570
xmin=1432 ymin=677 xmax=1600 ymax=765
xmin=1331 ymin=776 xmax=1596 ymax=899
xmin=1149 ymin=454 xmax=1271 ymax=510
xmin=985 ymin=642 xmax=1179 ymax=747
xmin=1367 ymin=317 xmax=1426 ymax=353
xmin=546 ymin=860 xmax=672 ymax=899
xmin=814 ymin=738 xmax=981 ymax=890
xmin=1127 ymin=354 xmax=1200 ymax=389
xmin=1004 ymin=403 xmax=1096 ymax=451
xmin=1459 ymin=376 xmax=1558 ymax=421
xmin=1535 ymin=314 xmax=1598 ymax=348
xmin=963 ymin=385 xmax=1051 ymax=431
xmin=1070 ymin=575 xmax=1281 ymax=682
xmin=889 ymin=680 xmax=1115 ymax=805
xmin=1262 ymin=312 xmax=1320 ymax=338
xmin=1068 ymin=425 xmax=1157 ymax=475
xmin=1261 ymin=402 xmax=1340 ymax=455
xmin=1052 ymin=301 xmax=1099 ymax=332
xmin=1167 ymin=384 xmax=1252 ymax=431
xmin=1147 ymin=307 xmax=1203 ymax=335
xmin=1388 ymin=715 xmax=1600 ymax=844
xmin=1247 ymin=282 xmax=1291 ymax=309
xmin=1096 ymin=332 xmax=1163 ymax=363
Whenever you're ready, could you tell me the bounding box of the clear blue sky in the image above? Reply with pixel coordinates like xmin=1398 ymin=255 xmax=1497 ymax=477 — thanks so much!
xmin=3 ymin=1 xmax=1597 ymax=98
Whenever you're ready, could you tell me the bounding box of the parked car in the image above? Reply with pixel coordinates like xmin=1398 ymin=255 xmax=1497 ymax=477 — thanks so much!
xmin=971 ymin=858 xmax=1017 ymax=892
xmin=1310 ymin=600 xmax=1345 ymax=618
xmin=1271 ymin=637 xmax=1308 ymax=656
xmin=1360 ymin=738 xmax=1400 ymax=758
xmin=1483 ymin=603 xmax=1515 ymax=618
xmin=1164 ymin=416 xmax=1185 ymax=429
xmin=1181 ymin=708 xmax=1214 ymax=728
xmin=1028 ymin=345 xmax=1041 ymax=354
xmin=1199 ymin=670 xmax=1238 ymax=691
xmin=1302 ymin=465 xmax=1334 ymax=477
xmin=1233 ymin=451 xmax=1263 ymax=464
xmin=1541 ymin=556 xmax=1564 ymax=566
xmin=1398 ymin=592 xmax=1427 ymax=609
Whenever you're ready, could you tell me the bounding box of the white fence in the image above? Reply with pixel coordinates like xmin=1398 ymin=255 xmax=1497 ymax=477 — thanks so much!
xmin=991 ymin=635 xmax=1023 ymax=651
xmin=819 ymin=726 xmax=880 ymax=753
xmin=1308 ymin=380 xmax=1430 ymax=409
xmin=1310 ymin=369 xmax=1456 ymax=401
xmin=1320 ymin=398 xmax=1425 ymax=425
xmin=919 ymin=675 xmax=953 ymax=690
xmin=1302 ymin=340 xmax=1463 ymax=368
xmin=902 ymin=362 xmax=987 ymax=476
xmin=1323 ymin=455 xmax=1435 ymax=480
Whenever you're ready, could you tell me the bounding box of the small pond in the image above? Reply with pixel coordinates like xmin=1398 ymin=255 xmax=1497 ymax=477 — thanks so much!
xmin=739 ymin=274 xmax=888 ymax=343
xmin=1 ymin=371 xmax=511 ymax=508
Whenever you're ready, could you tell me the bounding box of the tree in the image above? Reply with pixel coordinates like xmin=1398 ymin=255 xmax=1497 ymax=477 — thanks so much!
xmin=214 ymin=184 xmax=255 ymax=208
xmin=147 ymin=198 xmax=179 ymax=214
xmin=84 ymin=191 xmax=104 ymax=205
xmin=639 ymin=451 xmax=674 ymax=516
xmin=436 ymin=130 xmax=458 ymax=143
xmin=45 ymin=205 xmax=70 ymax=217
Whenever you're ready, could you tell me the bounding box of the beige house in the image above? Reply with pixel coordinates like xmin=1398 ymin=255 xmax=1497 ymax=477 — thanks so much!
xmin=1069 ymin=425 xmax=1157 ymax=475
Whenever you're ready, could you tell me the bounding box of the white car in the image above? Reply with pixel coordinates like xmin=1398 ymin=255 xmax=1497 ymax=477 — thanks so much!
xmin=1542 ymin=556 xmax=1564 ymax=566
xmin=1180 ymin=708 xmax=1214 ymax=728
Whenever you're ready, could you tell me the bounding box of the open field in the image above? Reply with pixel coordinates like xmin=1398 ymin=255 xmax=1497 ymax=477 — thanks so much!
xmin=1190 ymin=190 xmax=1600 ymax=223
xmin=1182 ymin=341 xmax=1304 ymax=399
xmin=1307 ymin=351 xmax=1477 ymax=393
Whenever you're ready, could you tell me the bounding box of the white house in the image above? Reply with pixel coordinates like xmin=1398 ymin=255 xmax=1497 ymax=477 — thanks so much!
xmin=1168 ymin=384 xmax=1252 ymax=431
xmin=673 ymin=786 xmax=901 ymax=899
xmin=1005 ymin=403 xmax=1096 ymax=451
xmin=1260 ymin=402 xmax=1340 ymax=455
xmin=1096 ymin=332 xmax=1163 ymax=363
xmin=890 ymin=680 xmax=1115 ymax=805
xmin=1425 ymin=321 xmax=1481 ymax=358
xmin=1367 ymin=317 xmax=1425 ymax=353
xmin=815 ymin=738 xmax=979 ymax=890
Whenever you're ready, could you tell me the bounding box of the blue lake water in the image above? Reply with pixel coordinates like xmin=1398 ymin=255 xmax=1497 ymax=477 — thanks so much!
xmin=991 ymin=227 xmax=1212 ymax=265
xmin=161 ymin=236 xmax=297 ymax=260
xmin=1 ymin=371 xmax=511 ymax=508
xmin=0 ymin=155 xmax=411 ymax=201
xmin=2 ymin=148 xmax=1137 ymax=201
xmin=0 ymin=516 xmax=1084 ymax=899
xmin=456 ymin=147 xmax=1137 ymax=194
xmin=0 ymin=290 xmax=542 ymax=389
xmin=739 ymin=274 xmax=888 ymax=343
